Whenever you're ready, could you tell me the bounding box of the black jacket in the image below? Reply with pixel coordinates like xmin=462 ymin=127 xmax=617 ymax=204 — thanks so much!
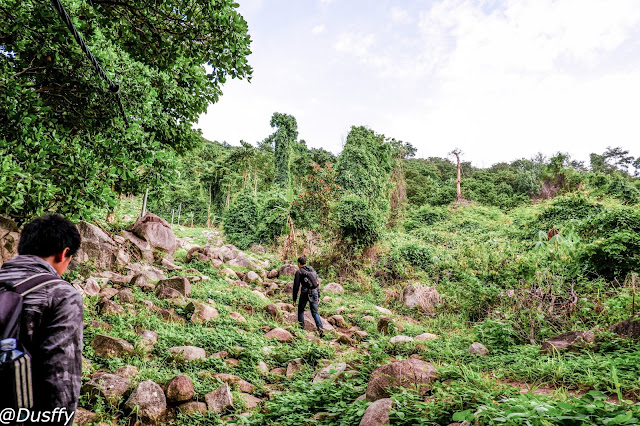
xmin=292 ymin=265 xmax=318 ymax=303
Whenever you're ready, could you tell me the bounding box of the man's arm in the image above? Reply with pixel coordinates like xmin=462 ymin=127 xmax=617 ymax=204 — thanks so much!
xmin=292 ymin=270 xmax=301 ymax=305
xmin=39 ymin=284 xmax=83 ymax=414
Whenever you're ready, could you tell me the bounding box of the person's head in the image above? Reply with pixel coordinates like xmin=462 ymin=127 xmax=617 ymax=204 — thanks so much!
xmin=297 ymin=256 xmax=307 ymax=268
xmin=18 ymin=213 xmax=81 ymax=275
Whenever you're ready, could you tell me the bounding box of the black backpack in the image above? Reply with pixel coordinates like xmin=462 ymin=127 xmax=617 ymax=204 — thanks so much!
xmin=300 ymin=267 xmax=319 ymax=291
xmin=0 ymin=273 xmax=62 ymax=410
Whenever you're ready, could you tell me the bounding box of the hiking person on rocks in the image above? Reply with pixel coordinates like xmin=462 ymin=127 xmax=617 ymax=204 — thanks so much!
xmin=292 ymin=256 xmax=324 ymax=337
xmin=0 ymin=214 xmax=82 ymax=426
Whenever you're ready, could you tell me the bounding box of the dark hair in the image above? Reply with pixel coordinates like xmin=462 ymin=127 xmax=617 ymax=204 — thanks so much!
xmin=297 ymin=256 xmax=307 ymax=265
xmin=18 ymin=214 xmax=81 ymax=258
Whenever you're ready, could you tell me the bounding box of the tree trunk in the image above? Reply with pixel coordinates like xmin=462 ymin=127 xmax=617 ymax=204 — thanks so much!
xmin=452 ymin=149 xmax=463 ymax=201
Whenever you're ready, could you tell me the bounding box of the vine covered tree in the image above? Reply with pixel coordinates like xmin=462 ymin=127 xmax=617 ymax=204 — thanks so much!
xmin=269 ymin=112 xmax=298 ymax=189
xmin=0 ymin=0 xmax=252 ymax=222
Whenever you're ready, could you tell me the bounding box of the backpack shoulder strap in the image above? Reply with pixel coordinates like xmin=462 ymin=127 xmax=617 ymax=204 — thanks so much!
xmin=12 ymin=273 xmax=64 ymax=296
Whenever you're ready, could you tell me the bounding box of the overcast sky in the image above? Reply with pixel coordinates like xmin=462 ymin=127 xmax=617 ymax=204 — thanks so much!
xmin=198 ymin=0 xmax=640 ymax=167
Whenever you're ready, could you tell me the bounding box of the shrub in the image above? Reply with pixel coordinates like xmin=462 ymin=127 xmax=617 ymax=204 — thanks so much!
xmin=534 ymin=193 xmax=603 ymax=231
xmin=404 ymin=205 xmax=447 ymax=231
xmin=333 ymin=194 xmax=384 ymax=248
xmin=222 ymin=190 xmax=259 ymax=249
xmin=257 ymin=191 xmax=290 ymax=244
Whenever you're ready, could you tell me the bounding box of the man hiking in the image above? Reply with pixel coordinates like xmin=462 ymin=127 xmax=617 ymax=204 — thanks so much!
xmin=0 ymin=214 xmax=83 ymax=426
xmin=292 ymin=256 xmax=324 ymax=337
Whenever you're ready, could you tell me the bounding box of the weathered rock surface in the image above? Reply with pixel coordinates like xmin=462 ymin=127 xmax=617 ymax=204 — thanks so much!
xmin=156 ymin=276 xmax=191 ymax=297
xmin=328 ymin=315 xmax=347 ymax=327
xmin=125 ymin=380 xmax=167 ymax=422
xmin=166 ymin=375 xmax=195 ymax=403
xmin=186 ymin=301 xmax=219 ymax=323
xmin=278 ymin=264 xmax=298 ymax=276
xmin=239 ymin=392 xmax=263 ymax=409
xmin=128 ymin=213 xmax=177 ymax=258
xmin=323 ymin=283 xmax=345 ymax=293
xmin=74 ymin=221 xmax=129 ymax=270
xmin=468 ymin=342 xmax=489 ymax=356
xmin=610 ymin=318 xmax=640 ymax=339
xmin=359 ymin=398 xmax=393 ymax=426
xmin=265 ymin=327 xmax=293 ymax=342
xmin=285 ymin=311 xmax=334 ymax=331
xmin=82 ymin=372 xmax=131 ymax=406
xmin=366 ymin=359 xmax=439 ymax=401
xmin=92 ymin=334 xmax=134 ymax=358
xmin=210 ymin=373 xmax=255 ymax=393
xmin=286 ymin=358 xmax=304 ymax=378
xmin=178 ymin=401 xmax=207 ymax=415
xmin=402 ymin=283 xmax=440 ymax=314
xmin=414 ymin=333 xmax=438 ymax=341
xmin=168 ymin=346 xmax=207 ymax=361
xmin=389 ymin=335 xmax=414 ymax=344
xmin=541 ymin=331 xmax=595 ymax=353
xmin=205 ymin=383 xmax=233 ymax=413
xmin=0 ymin=216 xmax=19 ymax=267
xmin=313 ymin=362 xmax=347 ymax=383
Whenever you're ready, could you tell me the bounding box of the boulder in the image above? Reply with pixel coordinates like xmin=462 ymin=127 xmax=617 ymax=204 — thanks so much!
xmin=610 ymin=318 xmax=640 ymax=339
xmin=286 ymin=358 xmax=304 ymax=378
xmin=328 ymin=315 xmax=347 ymax=327
xmin=389 ymin=335 xmax=414 ymax=344
xmin=359 ymin=398 xmax=393 ymax=426
xmin=239 ymin=393 xmax=262 ymax=409
xmin=82 ymin=372 xmax=131 ymax=406
xmin=252 ymin=289 xmax=269 ymax=300
xmin=219 ymin=268 xmax=237 ymax=279
xmin=323 ymin=283 xmax=345 ymax=293
xmin=98 ymin=299 xmax=124 ymax=315
xmin=414 ymin=333 xmax=438 ymax=341
xmin=285 ymin=311 xmax=334 ymax=332
xmin=377 ymin=317 xmax=403 ymax=335
xmin=541 ymin=331 xmax=595 ymax=353
xmin=270 ymin=367 xmax=286 ymax=376
xmin=128 ymin=213 xmax=176 ymax=257
xmin=166 ymin=375 xmax=195 ymax=403
xmin=155 ymin=286 xmax=184 ymax=301
xmin=156 ymin=276 xmax=191 ymax=297
xmin=336 ymin=333 xmax=355 ymax=345
xmin=186 ymin=302 xmax=219 ymax=323
xmin=283 ymin=281 xmax=294 ymax=297
xmin=267 ymin=269 xmax=279 ymax=279
xmin=265 ymin=327 xmax=294 ymax=342
xmin=161 ymin=257 xmax=182 ymax=271
xmin=257 ymin=361 xmax=269 ymax=374
xmin=116 ymin=289 xmax=135 ymax=304
xmin=168 ymin=346 xmax=207 ymax=361
xmin=138 ymin=330 xmax=158 ymax=351
xmin=205 ymin=383 xmax=233 ymax=413
xmin=124 ymin=380 xmax=167 ymax=422
xmin=402 ymin=284 xmax=440 ymax=314
xmin=265 ymin=304 xmax=281 ymax=320
xmin=468 ymin=342 xmax=489 ymax=356
xmin=126 ymin=262 xmax=167 ymax=282
xmin=230 ymin=312 xmax=247 ymax=323
xmin=249 ymin=244 xmax=266 ymax=255
xmin=366 ymin=359 xmax=439 ymax=401
xmin=114 ymin=365 xmax=139 ymax=379
xmin=375 ymin=306 xmax=392 ymax=315
xmin=313 ymin=362 xmax=347 ymax=383
xmin=275 ymin=302 xmax=295 ymax=312
xmin=74 ymin=221 xmax=130 ymax=270
xmin=211 ymin=373 xmax=255 ymax=393
xmin=245 ymin=271 xmax=261 ymax=283
xmin=178 ymin=401 xmax=207 ymax=415
xmin=73 ymin=408 xmax=98 ymax=426
xmin=83 ymin=278 xmax=101 ymax=296
xmin=278 ymin=264 xmax=298 ymax=276
xmin=0 ymin=216 xmax=19 ymax=267
xmin=92 ymin=334 xmax=134 ymax=358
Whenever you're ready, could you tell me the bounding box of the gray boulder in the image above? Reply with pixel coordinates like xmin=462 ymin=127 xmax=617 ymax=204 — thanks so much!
xmin=125 ymin=380 xmax=167 ymax=422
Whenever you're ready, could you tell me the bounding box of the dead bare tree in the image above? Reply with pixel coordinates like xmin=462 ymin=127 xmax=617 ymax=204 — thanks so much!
xmin=450 ymin=148 xmax=463 ymax=201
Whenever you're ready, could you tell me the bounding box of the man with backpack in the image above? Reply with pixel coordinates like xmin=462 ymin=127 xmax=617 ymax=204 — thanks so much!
xmin=0 ymin=214 xmax=82 ymax=425
xmin=292 ymin=256 xmax=324 ymax=337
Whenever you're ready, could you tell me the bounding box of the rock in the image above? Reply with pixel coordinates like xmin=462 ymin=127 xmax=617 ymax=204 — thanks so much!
xmin=245 ymin=270 xmax=261 ymax=283
xmin=328 ymin=315 xmax=347 ymax=327
xmin=92 ymin=334 xmax=134 ymax=358
xmin=83 ymin=278 xmax=101 ymax=296
xmin=377 ymin=317 xmax=403 ymax=335
xmin=265 ymin=327 xmax=294 ymax=343
xmin=230 ymin=312 xmax=247 ymax=323
xmin=251 ymin=289 xmax=268 ymax=301
xmin=258 ymin=361 xmax=269 ymax=374
xmin=211 ymin=258 xmax=223 ymax=268
xmin=286 ymin=358 xmax=304 ymax=378
xmin=389 ymin=335 xmax=414 ymax=344
xmin=541 ymin=331 xmax=596 ymax=353
xmin=0 ymin=216 xmax=19 ymax=267
xmin=73 ymin=408 xmax=98 ymax=426
xmin=322 ymin=296 xmax=333 ymax=304
xmin=156 ymin=276 xmax=191 ymax=297
xmin=275 ymin=302 xmax=295 ymax=312
xmin=265 ymin=304 xmax=281 ymax=320
xmin=285 ymin=311 xmax=334 ymax=332
xmin=278 ymin=264 xmax=298 ymax=276
xmin=205 ymin=384 xmax=233 ymax=413
xmin=219 ymin=268 xmax=237 ymax=278
xmin=156 ymin=286 xmax=184 ymax=300
xmin=323 ymin=283 xmax=345 ymax=293
xmin=354 ymin=330 xmax=368 ymax=340
xmin=267 ymin=269 xmax=279 ymax=279
xmin=98 ymin=299 xmax=124 ymax=315
xmin=125 ymin=380 xmax=167 ymax=422
xmin=116 ymin=289 xmax=135 ymax=304
xmin=366 ymin=359 xmax=439 ymax=401
xmin=359 ymin=398 xmax=393 ymax=426
xmin=161 ymin=257 xmax=183 ymax=271
xmin=74 ymin=221 xmax=129 ymax=271
xmin=166 ymin=375 xmax=195 ymax=403
xmin=313 ymin=362 xmax=347 ymax=383
xmin=610 ymin=318 xmax=640 ymax=339
xmin=142 ymin=300 xmax=154 ymax=310
xmin=186 ymin=301 xmax=219 ymax=323
xmin=126 ymin=262 xmax=167 ymax=282
xmin=270 ymin=367 xmax=286 ymax=376
xmin=227 ymin=255 xmax=253 ymax=268
xmin=211 ymin=373 xmax=255 ymax=393
xmin=336 ymin=333 xmax=355 ymax=345
xmin=138 ymin=330 xmax=158 ymax=351
xmin=414 ymin=333 xmax=438 ymax=341
xmin=239 ymin=392 xmax=262 ymax=409
xmin=122 ymin=230 xmax=155 ymax=264
xmin=283 ymin=281 xmax=294 ymax=297
xmin=114 ymin=365 xmax=139 ymax=379
xmin=82 ymin=372 xmax=131 ymax=406
xmin=402 ymin=284 xmax=440 ymax=314
xmin=98 ymin=287 xmax=119 ymax=299
xmin=156 ymin=308 xmax=185 ymax=323
xmin=468 ymin=342 xmax=489 ymax=356
xmin=127 ymin=213 xmax=177 ymax=258
xmin=99 ymin=271 xmax=132 ymax=286
xmin=168 ymin=346 xmax=207 ymax=361
xmin=178 ymin=401 xmax=207 ymax=415
xmin=375 ymin=306 xmax=392 ymax=315
xmin=249 ymin=244 xmax=266 ymax=255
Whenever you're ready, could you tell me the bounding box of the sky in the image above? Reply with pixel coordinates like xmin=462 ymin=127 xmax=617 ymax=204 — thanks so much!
xmin=197 ymin=0 xmax=640 ymax=167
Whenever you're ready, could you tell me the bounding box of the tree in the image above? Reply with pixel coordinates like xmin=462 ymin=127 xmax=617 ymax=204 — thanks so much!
xmin=0 ymin=0 xmax=252 ymax=222
xmin=269 ymin=112 xmax=298 ymax=189
xmin=450 ymin=149 xmax=464 ymax=201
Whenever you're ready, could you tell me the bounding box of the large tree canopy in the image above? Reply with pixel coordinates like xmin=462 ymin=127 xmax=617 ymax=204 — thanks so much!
xmin=0 ymin=0 xmax=252 ymax=222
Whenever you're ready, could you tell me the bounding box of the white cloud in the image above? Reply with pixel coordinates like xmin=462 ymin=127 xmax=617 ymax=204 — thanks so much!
xmin=312 ymin=24 xmax=325 ymax=35
xmin=390 ymin=7 xmax=410 ymax=24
